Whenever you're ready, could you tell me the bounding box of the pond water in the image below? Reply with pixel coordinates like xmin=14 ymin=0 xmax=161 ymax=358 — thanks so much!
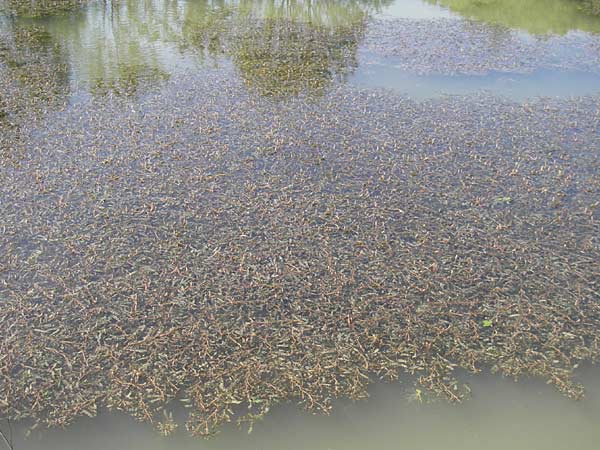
xmin=421 ymin=0 xmax=600 ymax=35
xmin=11 ymin=367 xmax=600 ymax=450
xmin=1 ymin=0 xmax=600 ymax=449
xmin=3 ymin=0 xmax=600 ymax=99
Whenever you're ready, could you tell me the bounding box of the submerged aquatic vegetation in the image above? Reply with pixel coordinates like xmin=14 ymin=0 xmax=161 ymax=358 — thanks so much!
xmin=0 ymin=0 xmax=599 ymax=440
xmin=230 ymin=18 xmax=364 ymax=97
xmin=5 ymin=0 xmax=600 ymax=97
xmin=0 ymin=69 xmax=599 ymax=436
xmin=362 ymin=18 xmax=600 ymax=75
xmin=89 ymin=63 xmax=171 ymax=97
xmin=0 ymin=0 xmax=87 ymax=17
xmin=0 ymin=24 xmax=68 ymax=162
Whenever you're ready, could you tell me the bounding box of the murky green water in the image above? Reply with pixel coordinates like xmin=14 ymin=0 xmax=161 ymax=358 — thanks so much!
xmin=1 ymin=0 xmax=600 ymax=448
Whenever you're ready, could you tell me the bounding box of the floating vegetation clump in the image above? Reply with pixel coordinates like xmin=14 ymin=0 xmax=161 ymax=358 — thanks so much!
xmin=0 ymin=68 xmax=599 ymax=436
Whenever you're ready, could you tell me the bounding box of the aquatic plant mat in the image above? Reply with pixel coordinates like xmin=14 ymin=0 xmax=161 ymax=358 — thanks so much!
xmin=1 ymin=4 xmax=600 ymax=437
xmin=1 ymin=70 xmax=598 ymax=436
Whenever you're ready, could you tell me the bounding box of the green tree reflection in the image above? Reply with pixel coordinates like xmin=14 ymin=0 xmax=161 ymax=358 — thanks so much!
xmin=428 ymin=0 xmax=600 ymax=35
xmin=0 ymin=0 xmax=86 ymax=17
xmin=1 ymin=0 xmax=392 ymax=97
xmin=230 ymin=18 xmax=363 ymax=97
xmin=184 ymin=0 xmax=393 ymax=97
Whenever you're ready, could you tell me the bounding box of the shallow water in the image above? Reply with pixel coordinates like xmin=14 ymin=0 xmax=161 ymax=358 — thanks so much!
xmin=351 ymin=65 xmax=600 ymax=100
xmin=1 ymin=0 xmax=600 ymax=447
xmin=12 ymin=367 xmax=600 ymax=450
xmin=3 ymin=0 xmax=600 ymax=99
xmin=423 ymin=0 xmax=600 ymax=35
xmin=382 ymin=0 xmax=600 ymax=34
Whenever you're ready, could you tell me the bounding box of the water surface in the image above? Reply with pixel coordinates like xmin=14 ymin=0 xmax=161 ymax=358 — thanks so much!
xmin=3 ymin=0 xmax=600 ymax=99
xmin=424 ymin=0 xmax=600 ymax=34
xmin=13 ymin=368 xmax=600 ymax=450
xmin=1 ymin=0 xmax=600 ymax=447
